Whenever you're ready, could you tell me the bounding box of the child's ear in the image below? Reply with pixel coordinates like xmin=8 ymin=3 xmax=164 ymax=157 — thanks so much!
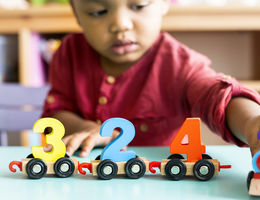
xmin=161 ymin=0 xmax=170 ymax=16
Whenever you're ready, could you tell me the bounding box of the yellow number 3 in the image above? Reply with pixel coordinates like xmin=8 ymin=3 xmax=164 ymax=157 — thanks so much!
xmin=32 ymin=118 xmax=66 ymax=162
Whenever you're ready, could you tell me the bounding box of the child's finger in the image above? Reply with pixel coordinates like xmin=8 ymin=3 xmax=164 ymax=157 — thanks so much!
xmin=80 ymin=137 xmax=96 ymax=157
xmin=62 ymin=135 xmax=72 ymax=145
xmin=66 ymin=134 xmax=86 ymax=156
xmin=251 ymin=147 xmax=260 ymax=157
xmin=121 ymin=146 xmax=127 ymax=151
xmin=111 ymin=130 xmax=120 ymax=140
xmin=43 ymin=144 xmax=53 ymax=152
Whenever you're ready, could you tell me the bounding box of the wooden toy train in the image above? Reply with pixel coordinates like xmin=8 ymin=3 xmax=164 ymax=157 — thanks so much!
xmin=9 ymin=117 xmax=231 ymax=180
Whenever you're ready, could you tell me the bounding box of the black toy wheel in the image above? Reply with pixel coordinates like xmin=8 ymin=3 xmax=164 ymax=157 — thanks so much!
xmin=97 ymin=160 xmax=118 ymax=180
xmin=26 ymin=154 xmax=34 ymax=158
xmin=167 ymin=154 xmax=184 ymax=160
xmin=247 ymin=171 xmax=254 ymax=191
xmin=202 ymin=154 xmax=212 ymax=159
xmin=193 ymin=159 xmax=215 ymax=181
xmin=165 ymin=159 xmax=187 ymax=181
xmin=54 ymin=157 xmax=75 ymax=178
xmin=26 ymin=158 xmax=47 ymax=179
xmin=95 ymin=155 xmax=101 ymax=160
xmin=125 ymin=158 xmax=146 ymax=179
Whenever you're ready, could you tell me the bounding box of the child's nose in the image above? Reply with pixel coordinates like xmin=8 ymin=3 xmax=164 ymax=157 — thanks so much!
xmin=109 ymin=10 xmax=133 ymax=34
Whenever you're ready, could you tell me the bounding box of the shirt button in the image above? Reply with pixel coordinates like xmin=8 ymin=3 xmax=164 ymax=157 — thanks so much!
xmin=223 ymin=74 xmax=232 ymax=80
xmin=140 ymin=124 xmax=148 ymax=132
xmin=99 ymin=96 xmax=108 ymax=105
xmin=46 ymin=95 xmax=55 ymax=104
xmin=107 ymin=76 xmax=115 ymax=84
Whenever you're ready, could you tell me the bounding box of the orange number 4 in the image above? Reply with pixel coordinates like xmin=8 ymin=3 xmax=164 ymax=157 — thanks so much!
xmin=170 ymin=118 xmax=206 ymax=162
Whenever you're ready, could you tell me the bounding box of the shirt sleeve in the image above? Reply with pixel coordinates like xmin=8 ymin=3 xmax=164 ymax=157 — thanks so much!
xmin=41 ymin=35 xmax=78 ymax=117
xmin=183 ymin=55 xmax=260 ymax=147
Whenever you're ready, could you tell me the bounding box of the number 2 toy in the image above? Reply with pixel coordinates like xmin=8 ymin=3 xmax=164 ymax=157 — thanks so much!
xmin=78 ymin=118 xmax=149 ymax=180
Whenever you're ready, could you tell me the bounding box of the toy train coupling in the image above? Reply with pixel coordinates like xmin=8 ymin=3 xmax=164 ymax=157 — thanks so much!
xmin=253 ymin=173 xmax=260 ymax=179
xmin=78 ymin=162 xmax=92 ymax=175
xmin=149 ymin=161 xmax=161 ymax=173
xmin=9 ymin=161 xmax=22 ymax=172
xmin=219 ymin=164 xmax=232 ymax=171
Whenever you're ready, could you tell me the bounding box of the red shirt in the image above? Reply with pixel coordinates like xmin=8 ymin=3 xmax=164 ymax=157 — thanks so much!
xmin=42 ymin=32 xmax=260 ymax=146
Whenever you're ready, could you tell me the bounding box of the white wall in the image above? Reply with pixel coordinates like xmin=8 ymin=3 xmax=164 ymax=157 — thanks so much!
xmin=170 ymin=32 xmax=253 ymax=79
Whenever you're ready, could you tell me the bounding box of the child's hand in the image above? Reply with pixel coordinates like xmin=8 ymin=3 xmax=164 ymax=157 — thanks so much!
xmin=62 ymin=123 xmax=121 ymax=157
xmin=244 ymin=115 xmax=260 ymax=156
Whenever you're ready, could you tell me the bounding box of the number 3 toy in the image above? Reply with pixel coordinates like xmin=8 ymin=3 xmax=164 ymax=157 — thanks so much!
xmin=9 ymin=118 xmax=78 ymax=179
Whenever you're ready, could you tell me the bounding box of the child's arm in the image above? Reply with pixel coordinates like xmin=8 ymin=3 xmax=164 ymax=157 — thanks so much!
xmin=226 ymin=97 xmax=260 ymax=156
xmin=52 ymin=111 xmax=119 ymax=157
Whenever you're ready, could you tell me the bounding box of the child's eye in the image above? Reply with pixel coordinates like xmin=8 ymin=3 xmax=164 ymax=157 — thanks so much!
xmin=88 ymin=9 xmax=108 ymax=17
xmin=131 ymin=4 xmax=148 ymax=11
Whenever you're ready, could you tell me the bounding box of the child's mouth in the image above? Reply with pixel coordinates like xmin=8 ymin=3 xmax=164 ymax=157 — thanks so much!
xmin=111 ymin=41 xmax=138 ymax=55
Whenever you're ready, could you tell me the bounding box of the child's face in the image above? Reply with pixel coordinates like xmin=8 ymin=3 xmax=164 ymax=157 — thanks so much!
xmin=71 ymin=0 xmax=169 ymax=65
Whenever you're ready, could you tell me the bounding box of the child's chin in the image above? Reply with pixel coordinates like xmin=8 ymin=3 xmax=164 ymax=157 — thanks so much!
xmin=110 ymin=53 xmax=143 ymax=63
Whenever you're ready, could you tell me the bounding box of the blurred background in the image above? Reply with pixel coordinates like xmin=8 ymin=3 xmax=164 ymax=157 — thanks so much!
xmin=0 ymin=0 xmax=260 ymax=146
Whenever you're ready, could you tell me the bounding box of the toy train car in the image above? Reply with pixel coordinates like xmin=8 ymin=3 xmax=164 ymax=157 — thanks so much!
xmin=9 ymin=118 xmax=78 ymax=179
xmin=149 ymin=154 xmax=231 ymax=181
xmin=78 ymin=157 xmax=150 ymax=180
xmin=9 ymin=154 xmax=78 ymax=179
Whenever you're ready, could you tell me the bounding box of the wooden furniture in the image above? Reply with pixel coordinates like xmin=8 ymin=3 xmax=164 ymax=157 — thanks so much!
xmin=2 ymin=4 xmax=260 ymax=32
xmin=0 ymin=83 xmax=49 ymax=146
xmin=0 ymin=4 xmax=259 ymax=91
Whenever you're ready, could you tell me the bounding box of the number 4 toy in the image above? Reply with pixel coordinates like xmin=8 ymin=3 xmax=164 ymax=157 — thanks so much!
xmin=170 ymin=118 xmax=206 ymax=162
xmin=149 ymin=118 xmax=231 ymax=181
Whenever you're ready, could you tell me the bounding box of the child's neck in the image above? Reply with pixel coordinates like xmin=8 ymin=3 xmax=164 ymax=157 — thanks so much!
xmin=100 ymin=57 xmax=135 ymax=77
